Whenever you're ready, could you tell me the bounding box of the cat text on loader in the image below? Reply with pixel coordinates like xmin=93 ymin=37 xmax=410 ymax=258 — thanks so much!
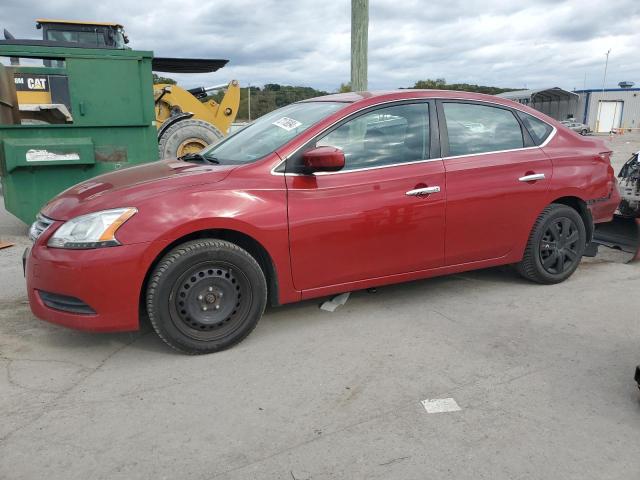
xmin=12 ymin=19 xmax=241 ymax=158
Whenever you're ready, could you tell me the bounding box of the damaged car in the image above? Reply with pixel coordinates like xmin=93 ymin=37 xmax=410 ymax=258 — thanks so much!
xmin=560 ymin=120 xmax=591 ymax=136
xmin=618 ymin=151 xmax=640 ymax=218
xmin=591 ymin=150 xmax=640 ymax=261
xmin=25 ymin=90 xmax=621 ymax=354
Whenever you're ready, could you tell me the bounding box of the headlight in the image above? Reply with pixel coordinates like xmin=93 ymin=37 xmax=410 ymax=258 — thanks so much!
xmin=48 ymin=208 xmax=137 ymax=249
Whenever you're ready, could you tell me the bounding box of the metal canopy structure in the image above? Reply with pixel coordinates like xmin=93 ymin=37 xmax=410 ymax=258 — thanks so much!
xmin=499 ymin=87 xmax=578 ymax=103
xmin=151 ymin=57 xmax=228 ymax=74
xmin=498 ymin=87 xmax=579 ymax=120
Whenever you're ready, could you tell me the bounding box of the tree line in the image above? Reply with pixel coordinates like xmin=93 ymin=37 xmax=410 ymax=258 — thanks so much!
xmin=207 ymin=84 xmax=329 ymax=120
xmin=223 ymin=79 xmax=517 ymax=120
xmin=155 ymin=74 xmax=517 ymax=121
xmin=410 ymin=78 xmax=516 ymax=95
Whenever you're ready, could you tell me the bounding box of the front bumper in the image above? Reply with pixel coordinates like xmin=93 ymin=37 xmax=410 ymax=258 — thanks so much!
xmin=26 ymin=240 xmax=156 ymax=332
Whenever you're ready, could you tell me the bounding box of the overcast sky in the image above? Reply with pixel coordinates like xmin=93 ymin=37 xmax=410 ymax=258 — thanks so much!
xmin=1 ymin=0 xmax=639 ymax=92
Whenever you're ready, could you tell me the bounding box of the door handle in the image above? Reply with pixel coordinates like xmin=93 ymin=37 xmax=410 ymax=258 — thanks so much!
xmin=405 ymin=186 xmax=441 ymax=196
xmin=518 ymin=173 xmax=546 ymax=182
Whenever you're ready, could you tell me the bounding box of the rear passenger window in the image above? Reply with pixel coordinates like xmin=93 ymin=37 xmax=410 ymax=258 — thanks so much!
xmin=443 ymin=103 xmax=524 ymax=156
xmin=517 ymin=111 xmax=553 ymax=145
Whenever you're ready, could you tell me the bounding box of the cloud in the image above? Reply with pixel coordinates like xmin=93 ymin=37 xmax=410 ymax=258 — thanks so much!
xmin=1 ymin=0 xmax=638 ymax=91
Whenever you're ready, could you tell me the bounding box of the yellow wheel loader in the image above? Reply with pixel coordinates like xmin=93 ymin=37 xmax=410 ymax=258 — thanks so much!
xmin=154 ymin=79 xmax=240 ymax=158
xmin=8 ymin=19 xmax=240 ymax=158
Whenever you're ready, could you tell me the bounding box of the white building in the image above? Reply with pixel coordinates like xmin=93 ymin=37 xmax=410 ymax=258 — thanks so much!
xmin=575 ymin=85 xmax=640 ymax=133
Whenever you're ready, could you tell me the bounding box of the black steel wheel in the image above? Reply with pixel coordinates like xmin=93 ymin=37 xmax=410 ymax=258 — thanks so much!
xmin=147 ymin=239 xmax=267 ymax=354
xmin=517 ymin=203 xmax=587 ymax=284
xmin=171 ymin=262 xmax=251 ymax=341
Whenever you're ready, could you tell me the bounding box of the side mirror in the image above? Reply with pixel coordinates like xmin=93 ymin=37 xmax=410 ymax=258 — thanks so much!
xmin=302 ymin=146 xmax=345 ymax=173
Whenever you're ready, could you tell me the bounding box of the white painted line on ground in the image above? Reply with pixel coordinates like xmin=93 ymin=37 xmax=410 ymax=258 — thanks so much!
xmin=421 ymin=398 xmax=461 ymax=413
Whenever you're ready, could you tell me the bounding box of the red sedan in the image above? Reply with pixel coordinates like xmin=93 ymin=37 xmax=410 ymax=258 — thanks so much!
xmin=25 ymin=90 xmax=620 ymax=354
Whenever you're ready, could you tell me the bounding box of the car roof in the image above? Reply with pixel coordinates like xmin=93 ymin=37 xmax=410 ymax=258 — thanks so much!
xmin=303 ymin=89 xmax=532 ymax=110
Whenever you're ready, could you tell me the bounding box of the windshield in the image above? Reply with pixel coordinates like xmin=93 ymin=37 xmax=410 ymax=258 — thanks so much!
xmin=201 ymin=101 xmax=345 ymax=164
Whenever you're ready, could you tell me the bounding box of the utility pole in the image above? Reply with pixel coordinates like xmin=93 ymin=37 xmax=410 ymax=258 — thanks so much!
xmin=602 ymin=49 xmax=611 ymax=94
xmin=596 ymin=49 xmax=611 ymax=133
xmin=351 ymin=0 xmax=369 ymax=92
xmin=247 ymin=83 xmax=251 ymax=122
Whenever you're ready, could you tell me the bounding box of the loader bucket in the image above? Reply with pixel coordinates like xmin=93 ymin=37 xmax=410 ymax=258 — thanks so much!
xmin=592 ymin=216 xmax=640 ymax=263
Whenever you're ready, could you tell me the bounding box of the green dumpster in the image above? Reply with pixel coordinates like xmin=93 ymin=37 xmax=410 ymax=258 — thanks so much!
xmin=0 ymin=42 xmax=159 ymax=224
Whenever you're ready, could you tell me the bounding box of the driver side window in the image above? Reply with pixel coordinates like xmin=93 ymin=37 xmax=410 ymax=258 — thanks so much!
xmin=316 ymin=103 xmax=430 ymax=171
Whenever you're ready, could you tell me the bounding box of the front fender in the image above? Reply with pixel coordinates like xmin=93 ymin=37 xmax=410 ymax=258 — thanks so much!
xmin=118 ymin=185 xmax=299 ymax=305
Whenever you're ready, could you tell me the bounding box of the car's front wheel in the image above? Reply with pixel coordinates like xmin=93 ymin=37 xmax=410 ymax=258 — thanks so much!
xmin=517 ymin=204 xmax=586 ymax=284
xmin=580 ymin=129 xmax=589 ymax=135
xmin=146 ymin=239 xmax=267 ymax=354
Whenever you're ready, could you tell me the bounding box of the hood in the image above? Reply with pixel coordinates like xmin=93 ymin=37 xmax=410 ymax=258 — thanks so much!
xmin=42 ymin=159 xmax=235 ymax=221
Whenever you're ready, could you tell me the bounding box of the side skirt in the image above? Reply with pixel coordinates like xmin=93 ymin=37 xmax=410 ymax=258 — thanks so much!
xmin=299 ymin=253 xmax=514 ymax=301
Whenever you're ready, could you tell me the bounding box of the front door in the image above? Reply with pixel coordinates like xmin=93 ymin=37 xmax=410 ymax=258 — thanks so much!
xmin=439 ymin=101 xmax=553 ymax=265
xmin=286 ymin=102 xmax=446 ymax=291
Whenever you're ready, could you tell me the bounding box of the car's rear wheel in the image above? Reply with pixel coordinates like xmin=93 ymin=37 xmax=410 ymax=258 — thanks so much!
xmin=517 ymin=204 xmax=586 ymax=284
xmin=146 ymin=239 xmax=267 ymax=354
xmin=580 ymin=129 xmax=589 ymax=135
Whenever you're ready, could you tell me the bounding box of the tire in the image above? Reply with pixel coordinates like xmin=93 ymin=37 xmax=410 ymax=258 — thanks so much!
xmin=146 ymin=239 xmax=267 ymax=354
xmin=516 ymin=204 xmax=587 ymax=284
xmin=158 ymin=119 xmax=224 ymax=159
xmin=580 ymin=129 xmax=588 ymax=135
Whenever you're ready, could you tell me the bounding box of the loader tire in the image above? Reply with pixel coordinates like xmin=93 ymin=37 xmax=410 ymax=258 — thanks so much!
xmin=158 ymin=119 xmax=224 ymax=159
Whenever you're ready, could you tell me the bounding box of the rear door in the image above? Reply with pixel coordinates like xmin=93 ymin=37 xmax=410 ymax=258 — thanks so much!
xmin=438 ymin=101 xmax=553 ymax=266
xmin=285 ymin=101 xmax=446 ymax=291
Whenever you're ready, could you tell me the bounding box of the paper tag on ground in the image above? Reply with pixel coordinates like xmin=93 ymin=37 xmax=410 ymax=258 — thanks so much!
xmin=319 ymin=292 xmax=351 ymax=312
xmin=421 ymin=398 xmax=461 ymax=413
xmin=272 ymin=117 xmax=302 ymax=131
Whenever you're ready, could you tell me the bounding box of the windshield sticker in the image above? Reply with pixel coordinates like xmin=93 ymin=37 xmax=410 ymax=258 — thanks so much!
xmin=272 ymin=117 xmax=302 ymax=131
